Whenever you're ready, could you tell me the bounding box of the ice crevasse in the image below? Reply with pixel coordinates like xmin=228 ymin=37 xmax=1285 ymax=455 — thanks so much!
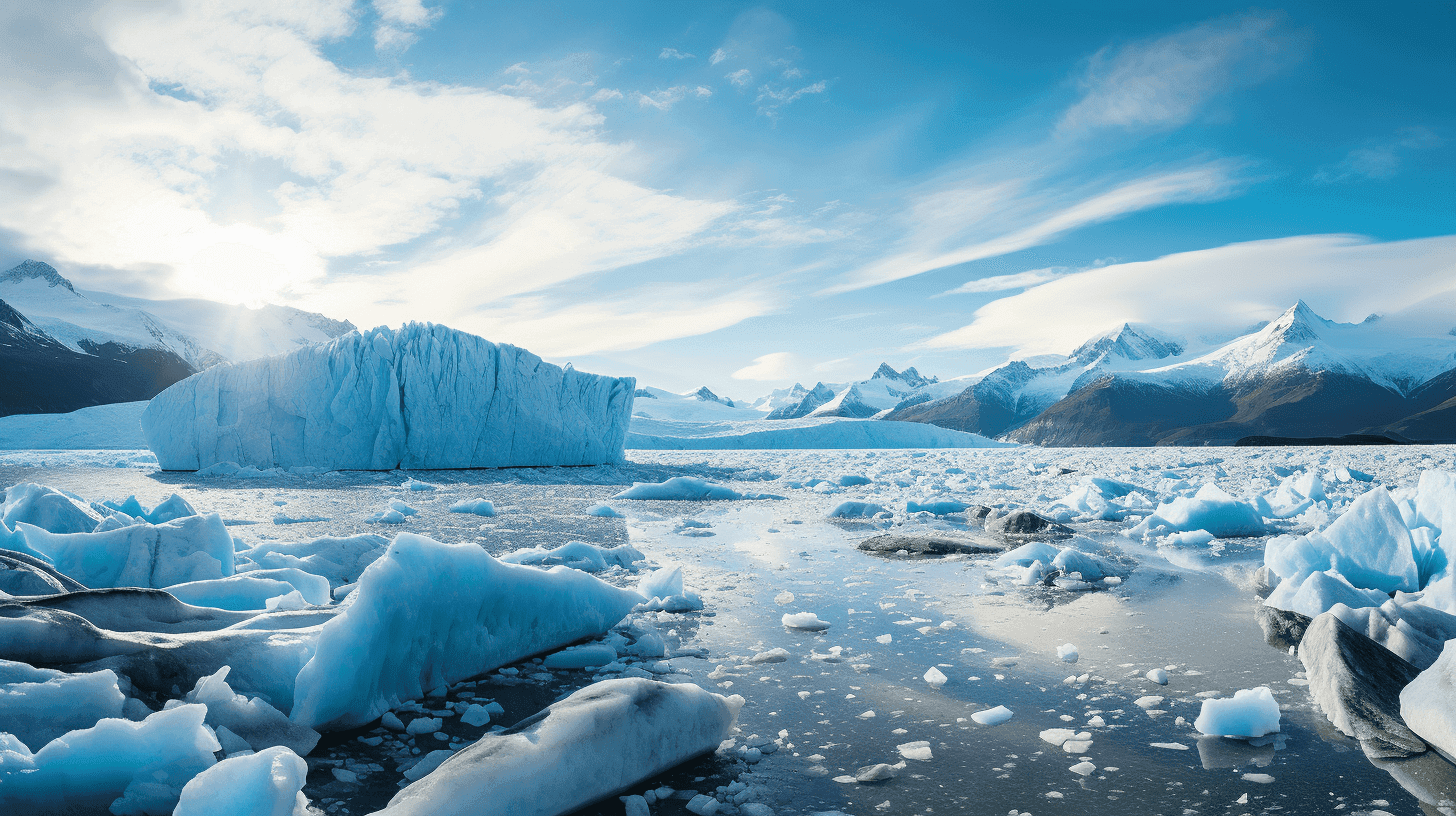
xmin=142 ymin=322 xmax=636 ymax=471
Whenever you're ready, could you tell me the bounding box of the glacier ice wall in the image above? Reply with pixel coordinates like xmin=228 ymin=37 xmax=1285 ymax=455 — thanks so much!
xmin=142 ymin=323 xmax=635 ymax=471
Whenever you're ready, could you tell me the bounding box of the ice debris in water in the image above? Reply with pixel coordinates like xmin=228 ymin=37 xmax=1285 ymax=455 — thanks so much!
xmin=1146 ymin=668 xmax=1169 ymax=685
xmin=614 ymin=476 xmax=779 ymax=501
xmin=827 ymin=501 xmax=886 ymax=519
xmin=1057 ymin=643 xmax=1079 ymax=663
xmin=971 ymin=705 xmax=1014 ymax=725
xmin=1194 ymin=687 xmax=1281 ymax=738
xmin=923 ymin=667 xmax=948 ymax=687
xmin=1127 ymin=484 xmax=1267 ymax=539
xmin=782 ymin=612 xmax=832 ymax=631
xmin=897 ymin=740 xmax=933 ymax=760
xmin=500 ymin=540 xmax=644 ymax=573
xmin=585 ymin=503 xmax=625 ymax=518
xmin=448 ymin=498 xmax=495 ymax=516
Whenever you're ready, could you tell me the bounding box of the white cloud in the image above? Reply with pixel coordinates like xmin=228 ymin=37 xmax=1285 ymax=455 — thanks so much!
xmin=0 ymin=1 xmax=737 ymax=313
xmin=372 ymin=0 xmax=438 ymax=52
xmin=754 ymin=79 xmax=825 ymax=116
xmin=1059 ymin=12 xmax=1294 ymax=132
xmin=826 ymin=160 xmax=1248 ymax=294
xmin=726 ymin=68 xmax=752 ymax=87
xmin=710 ymin=48 xmax=730 ymax=65
xmin=917 ymin=234 xmax=1456 ymax=355
xmin=732 ymin=351 xmax=796 ymax=380
xmin=590 ymin=87 xmax=623 ymax=101
xmin=1314 ymin=127 xmax=1442 ymax=183
xmin=659 ymin=47 xmax=694 ymax=60
xmin=637 ymin=85 xmax=711 ymax=110
xmin=463 ymin=282 xmax=781 ymax=357
xmin=942 ymin=267 xmax=1070 ymax=295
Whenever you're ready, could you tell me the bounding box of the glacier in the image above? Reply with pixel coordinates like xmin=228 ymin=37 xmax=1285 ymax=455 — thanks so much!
xmin=142 ymin=323 xmax=635 ymax=471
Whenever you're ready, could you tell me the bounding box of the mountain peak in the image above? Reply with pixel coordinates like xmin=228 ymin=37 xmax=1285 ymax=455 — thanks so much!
xmin=691 ymin=386 xmax=733 ymax=407
xmin=1 ymin=260 xmax=76 ymax=293
xmin=1072 ymin=322 xmax=1182 ymax=365
xmin=871 ymin=362 xmax=937 ymax=387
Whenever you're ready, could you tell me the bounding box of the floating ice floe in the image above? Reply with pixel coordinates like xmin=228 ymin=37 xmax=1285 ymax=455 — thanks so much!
xmin=827 ymin=501 xmax=887 ymax=519
xmin=374 ymin=678 xmax=741 ymax=816
xmin=636 ymin=564 xmax=703 ymax=612
xmin=143 ymin=323 xmax=634 ymax=471
xmin=501 ymin=541 xmax=645 ymax=573
xmin=782 ymin=612 xmax=832 ymax=631
xmin=0 ymin=659 xmax=126 ymax=751
xmin=971 ymin=705 xmax=1013 ymax=725
xmin=1127 ymin=484 xmax=1267 ymax=539
xmin=1193 ymin=687 xmax=1281 ymax=738
xmin=15 ymin=512 xmax=234 ymax=588
xmin=166 ymin=568 xmax=331 ymax=611
xmin=291 ymin=532 xmax=642 ymax=730
xmin=172 ymin=746 xmax=312 ymax=816
xmin=448 ymin=498 xmax=495 ymax=516
xmin=0 ymin=703 xmax=219 ymax=814
xmin=585 ymin=504 xmax=625 ymax=518
xmin=905 ymin=499 xmax=972 ymax=515
xmin=613 ymin=476 xmax=782 ymax=501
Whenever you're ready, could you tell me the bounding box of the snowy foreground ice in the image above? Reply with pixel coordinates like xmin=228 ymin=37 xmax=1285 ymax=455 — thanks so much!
xmin=0 ymin=444 xmax=1455 ymax=815
xmin=143 ymin=323 xmax=635 ymax=471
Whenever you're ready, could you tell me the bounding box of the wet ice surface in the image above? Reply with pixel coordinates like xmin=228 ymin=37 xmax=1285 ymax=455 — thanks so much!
xmin=7 ymin=444 xmax=1456 ymax=816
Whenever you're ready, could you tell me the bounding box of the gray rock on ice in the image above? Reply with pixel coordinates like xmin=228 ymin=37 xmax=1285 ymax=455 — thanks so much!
xmin=143 ymin=323 xmax=635 ymax=471
xmin=1298 ymin=612 xmax=1426 ymax=758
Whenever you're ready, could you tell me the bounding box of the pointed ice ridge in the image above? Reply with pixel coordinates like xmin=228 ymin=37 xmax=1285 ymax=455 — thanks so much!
xmin=0 ymin=260 xmax=76 ymax=293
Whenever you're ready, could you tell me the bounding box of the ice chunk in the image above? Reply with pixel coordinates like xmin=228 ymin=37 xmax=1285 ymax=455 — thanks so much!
xmin=502 ymin=541 xmax=645 ymax=573
xmin=0 ymin=703 xmax=219 ymax=814
xmin=167 ymin=568 xmax=332 ymax=611
xmin=923 ymin=667 xmax=948 ymax=687
xmin=993 ymin=541 xmax=1061 ymax=568
xmin=585 ymin=504 xmax=625 ymax=518
xmin=906 ymin=499 xmax=971 ymax=515
xmin=614 ymin=477 xmax=756 ymax=501
xmin=1146 ymin=668 xmax=1169 ymax=685
xmin=971 ymin=705 xmax=1013 ymax=725
xmin=17 ymin=512 xmax=234 ymax=588
xmin=376 ymin=678 xmax=741 ymax=816
xmin=1264 ymin=569 xmax=1389 ymax=619
xmin=1325 ymin=598 xmax=1456 ymax=670
xmin=1263 ymin=487 xmax=1419 ymax=594
xmin=448 ymin=499 xmax=495 ymax=517
xmin=0 ymin=660 xmax=125 ymax=750
xmin=1128 ymin=484 xmax=1266 ymax=538
xmin=184 ymin=666 xmax=319 ymax=755
xmin=1193 ymin=687 xmax=1281 ymax=738
xmin=1400 ymin=634 xmax=1456 ymax=763
xmin=290 ymin=533 xmax=642 ymax=730
xmin=1052 ymin=548 xmax=1116 ymax=581
xmin=143 ymin=323 xmax=634 ymax=470
xmin=543 ymin=643 xmax=618 ymax=670
xmin=239 ymin=534 xmax=388 ymax=587
xmin=172 ymin=746 xmax=312 ymax=816
xmin=1056 ymin=643 xmax=1079 ymax=663
xmin=100 ymin=493 xmax=197 ymax=525
xmin=2 ymin=483 xmax=100 ymax=533
xmin=897 ymin=740 xmax=933 ymax=760
xmin=827 ymin=501 xmax=886 ymax=519
xmin=781 ymin=612 xmax=831 ymax=631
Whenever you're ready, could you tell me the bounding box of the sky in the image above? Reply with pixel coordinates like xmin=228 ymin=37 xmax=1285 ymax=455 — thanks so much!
xmin=0 ymin=0 xmax=1452 ymax=397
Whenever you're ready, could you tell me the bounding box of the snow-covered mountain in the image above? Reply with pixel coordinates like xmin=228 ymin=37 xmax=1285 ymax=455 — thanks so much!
xmin=892 ymin=305 xmax=1456 ymax=444
xmin=629 ymin=386 xmax=764 ymax=422
xmin=0 ymin=296 xmax=195 ymax=417
xmin=0 ymin=260 xmax=355 ymax=366
xmin=886 ymin=323 xmax=1184 ymax=436
xmin=767 ymin=363 xmax=942 ymax=420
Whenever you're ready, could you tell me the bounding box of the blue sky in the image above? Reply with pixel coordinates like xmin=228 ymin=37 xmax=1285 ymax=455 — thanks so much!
xmin=0 ymin=1 xmax=1451 ymax=396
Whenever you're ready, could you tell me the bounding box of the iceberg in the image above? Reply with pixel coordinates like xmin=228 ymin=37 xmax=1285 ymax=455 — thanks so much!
xmin=1264 ymin=486 xmax=1420 ymax=596
xmin=374 ymin=678 xmax=742 ymax=816
xmin=1193 ymin=687 xmax=1280 ymax=738
xmin=1128 ymin=484 xmax=1267 ymax=539
xmin=142 ymin=323 xmax=635 ymax=471
xmin=0 ymin=660 xmax=126 ymax=750
xmin=290 ymin=532 xmax=642 ymax=730
xmin=2 ymin=483 xmax=100 ymax=534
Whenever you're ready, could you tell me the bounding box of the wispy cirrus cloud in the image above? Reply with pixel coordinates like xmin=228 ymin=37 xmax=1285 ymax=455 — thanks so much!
xmin=637 ymin=85 xmax=713 ymax=110
xmin=1314 ymin=127 xmax=1442 ymax=183
xmin=1059 ymin=12 xmax=1299 ymax=133
xmin=732 ymin=351 xmax=796 ymax=380
xmin=823 ymin=159 xmax=1250 ymax=295
xmin=659 ymin=47 xmax=694 ymax=60
xmin=941 ymin=267 xmax=1073 ymax=295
